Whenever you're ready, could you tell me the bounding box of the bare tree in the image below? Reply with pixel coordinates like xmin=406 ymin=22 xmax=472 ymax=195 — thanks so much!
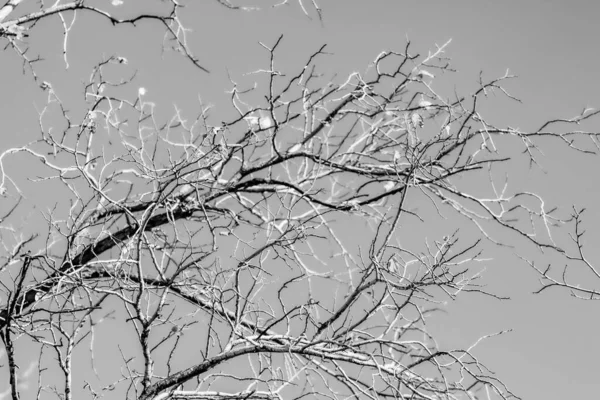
xmin=0 ymin=2 xmax=599 ymax=400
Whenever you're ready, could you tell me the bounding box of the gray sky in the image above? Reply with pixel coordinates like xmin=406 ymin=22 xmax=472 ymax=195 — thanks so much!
xmin=1 ymin=1 xmax=600 ymax=399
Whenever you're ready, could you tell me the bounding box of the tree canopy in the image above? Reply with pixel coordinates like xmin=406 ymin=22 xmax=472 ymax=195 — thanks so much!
xmin=0 ymin=2 xmax=599 ymax=400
